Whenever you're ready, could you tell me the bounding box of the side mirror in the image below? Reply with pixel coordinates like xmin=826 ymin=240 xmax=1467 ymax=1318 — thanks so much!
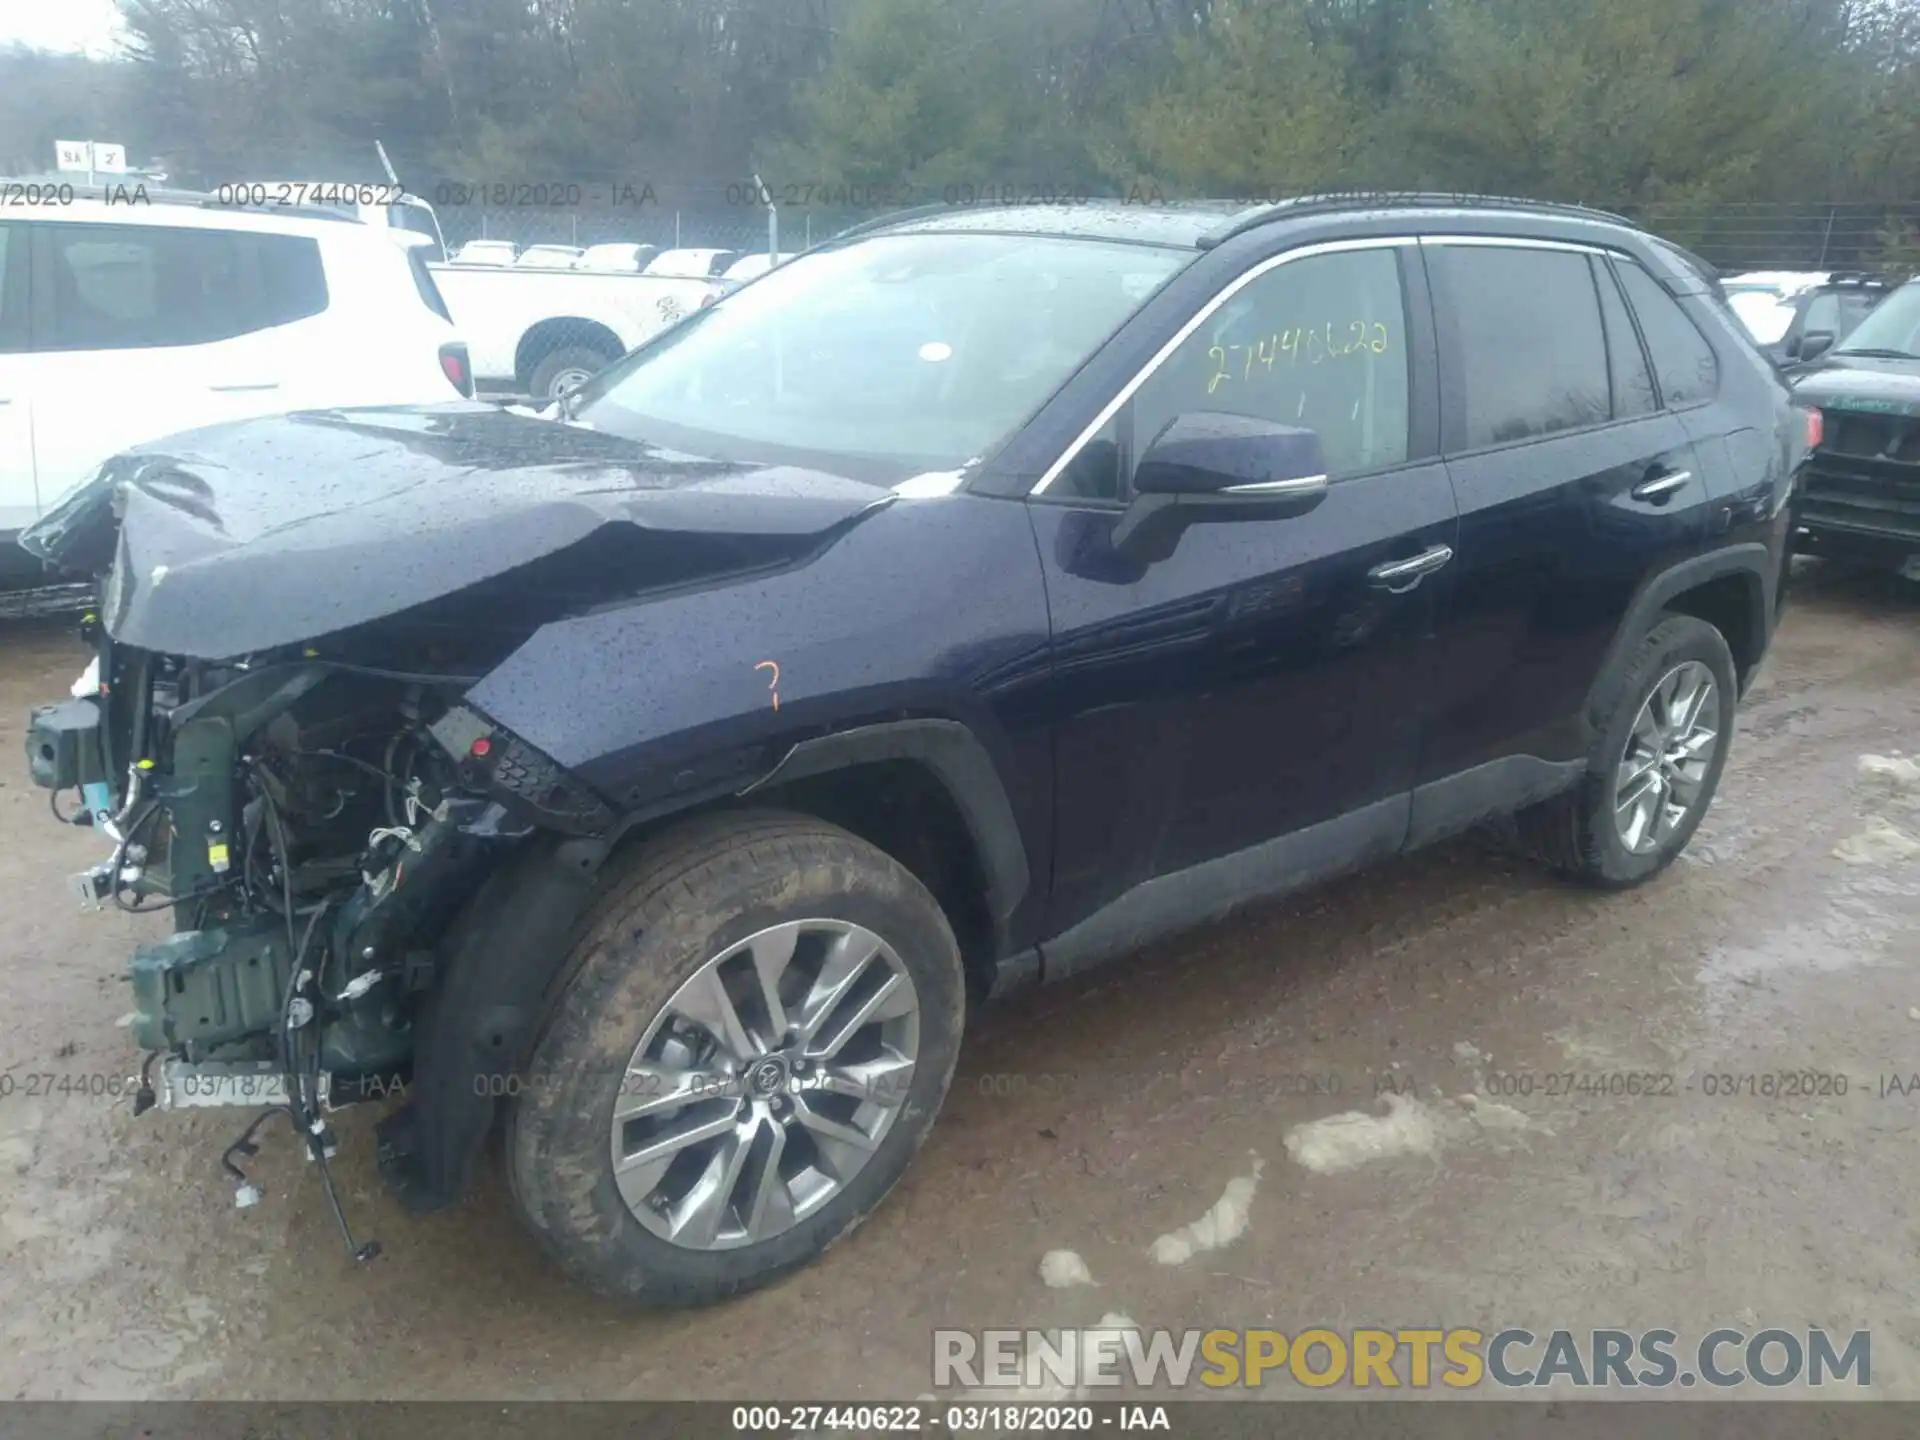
xmin=1112 ymin=413 xmax=1328 ymax=562
xmin=1798 ymin=330 xmax=1835 ymax=362
xmin=1133 ymin=412 xmax=1326 ymax=495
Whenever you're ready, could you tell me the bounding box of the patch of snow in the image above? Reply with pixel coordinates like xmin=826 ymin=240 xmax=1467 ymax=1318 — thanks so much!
xmin=1039 ymin=1249 xmax=1095 ymax=1288
xmin=1859 ymin=754 xmax=1920 ymax=798
xmin=1148 ymin=1154 xmax=1263 ymax=1265
xmin=1834 ymin=819 xmax=1920 ymax=866
xmin=1458 ymin=1092 xmax=1533 ymax=1132
xmin=1283 ymin=1093 xmax=1463 ymax=1174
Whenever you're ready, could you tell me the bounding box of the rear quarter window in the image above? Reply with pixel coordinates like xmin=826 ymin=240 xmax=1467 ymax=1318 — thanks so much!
xmin=1615 ymin=260 xmax=1719 ymax=408
xmin=408 ymin=247 xmax=453 ymax=321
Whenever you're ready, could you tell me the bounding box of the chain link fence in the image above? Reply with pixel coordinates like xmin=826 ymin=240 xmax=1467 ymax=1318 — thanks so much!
xmin=1618 ymin=202 xmax=1920 ymax=275
xmin=439 ymin=191 xmax=1920 ymax=275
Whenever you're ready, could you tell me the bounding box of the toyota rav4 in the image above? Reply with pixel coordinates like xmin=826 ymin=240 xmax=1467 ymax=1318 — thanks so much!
xmin=21 ymin=194 xmax=1810 ymax=1306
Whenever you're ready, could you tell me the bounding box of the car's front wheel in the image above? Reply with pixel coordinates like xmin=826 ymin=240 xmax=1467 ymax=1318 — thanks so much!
xmin=506 ymin=810 xmax=965 ymax=1306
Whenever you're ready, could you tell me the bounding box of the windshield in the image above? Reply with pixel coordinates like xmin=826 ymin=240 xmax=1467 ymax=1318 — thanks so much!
xmin=575 ymin=232 xmax=1185 ymax=474
xmin=1835 ymin=281 xmax=1920 ymax=357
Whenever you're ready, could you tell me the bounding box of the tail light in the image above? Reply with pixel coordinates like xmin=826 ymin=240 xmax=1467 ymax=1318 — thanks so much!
xmin=438 ymin=342 xmax=474 ymax=399
xmin=1804 ymin=407 xmax=1824 ymax=450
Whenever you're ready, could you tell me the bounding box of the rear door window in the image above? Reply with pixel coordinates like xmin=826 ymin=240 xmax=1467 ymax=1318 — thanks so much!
xmin=41 ymin=223 xmax=328 ymax=351
xmin=1615 ymin=261 xmax=1719 ymax=407
xmin=1433 ymin=244 xmax=1611 ymax=448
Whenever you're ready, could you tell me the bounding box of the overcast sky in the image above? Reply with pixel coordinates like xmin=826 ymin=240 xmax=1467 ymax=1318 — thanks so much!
xmin=0 ymin=0 xmax=127 ymax=57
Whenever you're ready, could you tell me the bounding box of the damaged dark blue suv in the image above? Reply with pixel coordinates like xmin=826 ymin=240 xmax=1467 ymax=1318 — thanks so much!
xmin=22 ymin=194 xmax=1809 ymax=1306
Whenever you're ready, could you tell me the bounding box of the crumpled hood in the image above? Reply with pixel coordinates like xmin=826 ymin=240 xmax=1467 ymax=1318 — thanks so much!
xmin=21 ymin=403 xmax=893 ymax=660
xmin=1789 ymin=356 xmax=1920 ymax=417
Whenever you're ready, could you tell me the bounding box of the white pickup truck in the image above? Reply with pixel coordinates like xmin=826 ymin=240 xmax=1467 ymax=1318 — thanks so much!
xmin=242 ymin=184 xmax=727 ymax=400
xmin=428 ymin=259 xmax=721 ymax=399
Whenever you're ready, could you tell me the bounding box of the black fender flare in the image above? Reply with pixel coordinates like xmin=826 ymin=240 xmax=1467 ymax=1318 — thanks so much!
xmin=1588 ymin=543 xmax=1775 ymax=722
xmin=742 ymin=717 xmax=1031 ymax=923
xmin=375 ymin=832 xmax=611 ymax=1214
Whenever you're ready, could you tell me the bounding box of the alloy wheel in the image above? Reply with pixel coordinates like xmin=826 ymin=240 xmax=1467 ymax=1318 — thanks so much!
xmin=609 ymin=919 xmax=921 ymax=1251
xmin=1613 ymin=660 xmax=1722 ymax=855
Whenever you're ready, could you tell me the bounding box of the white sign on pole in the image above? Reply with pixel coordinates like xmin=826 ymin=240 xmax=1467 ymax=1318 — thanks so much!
xmin=53 ymin=140 xmax=130 ymax=176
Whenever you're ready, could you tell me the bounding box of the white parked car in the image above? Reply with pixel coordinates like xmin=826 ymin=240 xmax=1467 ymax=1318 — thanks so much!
xmin=0 ymin=189 xmax=470 ymax=581
xmin=720 ymin=252 xmax=780 ymax=283
xmin=515 ymin=244 xmax=585 ymax=269
xmin=576 ymin=242 xmax=659 ymax=273
xmin=1722 ymin=270 xmax=1831 ymax=346
xmin=450 ymin=238 xmax=519 ymax=266
xmin=644 ymin=247 xmax=740 ymax=279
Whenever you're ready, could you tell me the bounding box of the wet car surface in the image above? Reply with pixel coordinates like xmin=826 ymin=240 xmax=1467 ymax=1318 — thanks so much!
xmin=0 ymin=559 xmax=1916 ymax=1400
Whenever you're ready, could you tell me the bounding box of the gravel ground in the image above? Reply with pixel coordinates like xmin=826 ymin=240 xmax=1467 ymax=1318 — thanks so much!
xmin=0 ymin=561 xmax=1916 ymax=1404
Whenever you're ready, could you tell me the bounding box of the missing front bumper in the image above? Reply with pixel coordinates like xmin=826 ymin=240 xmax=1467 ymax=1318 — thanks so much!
xmin=156 ymin=1058 xmax=330 ymax=1113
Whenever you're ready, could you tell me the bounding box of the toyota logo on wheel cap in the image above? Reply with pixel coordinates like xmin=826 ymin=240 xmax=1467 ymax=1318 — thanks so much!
xmin=746 ymin=1057 xmax=788 ymax=1098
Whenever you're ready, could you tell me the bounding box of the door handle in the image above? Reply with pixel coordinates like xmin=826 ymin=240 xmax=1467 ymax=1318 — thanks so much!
xmin=208 ymin=381 xmax=281 ymax=393
xmin=1631 ymin=469 xmax=1692 ymax=503
xmin=1368 ymin=544 xmax=1453 ymax=592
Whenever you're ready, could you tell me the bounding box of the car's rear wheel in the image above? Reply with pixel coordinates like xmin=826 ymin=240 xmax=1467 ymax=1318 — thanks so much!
xmin=505 ymin=810 xmax=965 ymax=1306
xmin=528 ymin=344 xmax=615 ymax=402
xmin=1517 ymin=614 xmax=1738 ymax=888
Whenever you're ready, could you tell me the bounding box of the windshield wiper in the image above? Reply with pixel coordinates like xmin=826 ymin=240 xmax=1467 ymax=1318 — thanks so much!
xmin=1832 ymin=347 xmax=1920 ymax=361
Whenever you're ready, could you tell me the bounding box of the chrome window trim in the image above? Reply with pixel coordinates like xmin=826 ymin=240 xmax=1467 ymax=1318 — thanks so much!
xmin=1223 ymin=473 xmax=1328 ymax=496
xmin=1419 ymin=234 xmax=1613 ymax=256
xmin=1029 ymin=235 xmax=1408 ymax=497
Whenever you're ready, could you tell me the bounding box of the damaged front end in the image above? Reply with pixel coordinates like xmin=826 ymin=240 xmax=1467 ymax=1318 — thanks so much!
xmin=27 ymin=626 xmax=599 ymax=1249
xmin=19 ymin=409 xmax=892 ymax=1253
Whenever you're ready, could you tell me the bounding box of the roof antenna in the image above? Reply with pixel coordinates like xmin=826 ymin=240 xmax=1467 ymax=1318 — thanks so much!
xmin=375 ymin=140 xmax=401 ymax=188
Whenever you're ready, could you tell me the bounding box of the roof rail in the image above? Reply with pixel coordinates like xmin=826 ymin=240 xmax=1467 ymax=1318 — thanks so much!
xmin=826 ymin=202 xmax=963 ymax=243
xmin=1197 ymin=191 xmax=1638 ymax=249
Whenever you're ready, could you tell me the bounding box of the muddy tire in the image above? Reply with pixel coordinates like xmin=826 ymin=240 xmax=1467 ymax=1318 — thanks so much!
xmin=1516 ymin=614 xmax=1738 ymax=889
xmin=505 ymin=809 xmax=965 ymax=1306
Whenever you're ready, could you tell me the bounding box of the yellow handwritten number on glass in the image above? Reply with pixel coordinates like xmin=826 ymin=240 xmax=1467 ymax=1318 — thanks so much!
xmin=1206 ymin=345 xmax=1231 ymax=394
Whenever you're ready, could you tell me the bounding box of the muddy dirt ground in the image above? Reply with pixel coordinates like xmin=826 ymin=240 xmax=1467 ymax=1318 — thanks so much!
xmin=0 ymin=562 xmax=1916 ymax=1403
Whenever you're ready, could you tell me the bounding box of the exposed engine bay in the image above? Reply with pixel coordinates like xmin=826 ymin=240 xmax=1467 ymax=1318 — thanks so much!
xmin=27 ymin=619 xmax=578 ymax=1256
